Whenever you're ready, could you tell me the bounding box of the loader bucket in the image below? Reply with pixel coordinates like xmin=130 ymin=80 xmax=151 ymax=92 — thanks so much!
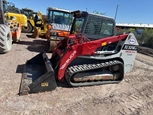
xmin=19 ymin=52 xmax=57 ymax=95
xmin=49 ymin=39 xmax=60 ymax=52
xmin=49 ymin=37 xmax=63 ymax=52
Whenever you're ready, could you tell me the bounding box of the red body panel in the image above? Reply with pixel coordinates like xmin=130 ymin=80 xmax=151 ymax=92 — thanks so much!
xmin=52 ymin=34 xmax=128 ymax=81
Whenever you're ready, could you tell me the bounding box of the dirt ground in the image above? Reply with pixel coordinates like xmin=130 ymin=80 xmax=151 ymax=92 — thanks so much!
xmin=0 ymin=33 xmax=153 ymax=115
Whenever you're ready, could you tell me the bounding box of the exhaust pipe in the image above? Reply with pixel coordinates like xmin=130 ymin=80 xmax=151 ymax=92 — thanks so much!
xmin=19 ymin=52 xmax=57 ymax=95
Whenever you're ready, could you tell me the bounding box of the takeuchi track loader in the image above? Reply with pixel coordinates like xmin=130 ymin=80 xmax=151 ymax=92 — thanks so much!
xmin=19 ymin=10 xmax=139 ymax=95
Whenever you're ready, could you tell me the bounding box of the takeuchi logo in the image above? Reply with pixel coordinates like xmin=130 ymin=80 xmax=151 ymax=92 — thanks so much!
xmin=60 ymin=51 xmax=77 ymax=70
xmin=129 ymin=38 xmax=136 ymax=44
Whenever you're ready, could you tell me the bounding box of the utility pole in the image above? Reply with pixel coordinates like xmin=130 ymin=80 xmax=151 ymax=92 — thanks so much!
xmin=114 ymin=5 xmax=119 ymax=20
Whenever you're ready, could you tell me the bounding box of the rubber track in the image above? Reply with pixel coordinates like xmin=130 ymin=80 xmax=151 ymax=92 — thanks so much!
xmin=65 ymin=60 xmax=123 ymax=86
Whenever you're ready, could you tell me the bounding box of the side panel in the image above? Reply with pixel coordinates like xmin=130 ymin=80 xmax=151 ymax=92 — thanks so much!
xmin=29 ymin=19 xmax=35 ymax=27
xmin=56 ymin=34 xmax=129 ymax=80
xmin=118 ymin=33 xmax=138 ymax=73
xmin=6 ymin=12 xmax=27 ymax=26
xmin=88 ymin=33 xmax=139 ymax=73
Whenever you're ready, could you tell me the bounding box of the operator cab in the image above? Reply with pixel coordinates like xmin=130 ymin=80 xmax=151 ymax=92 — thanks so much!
xmin=20 ymin=9 xmax=34 ymax=19
xmin=3 ymin=0 xmax=20 ymax=14
xmin=47 ymin=7 xmax=73 ymax=24
xmin=1 ymin=0 xmax=17 ymax=23
xmin=47 ymin=7 xmax=73 ymax=31
xmin=70 ymin=10 xmax=116 ymax=40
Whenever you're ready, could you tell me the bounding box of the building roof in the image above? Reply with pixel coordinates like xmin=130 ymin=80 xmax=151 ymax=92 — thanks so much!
xmin=116 ymin=23 xmax=153 ymax=28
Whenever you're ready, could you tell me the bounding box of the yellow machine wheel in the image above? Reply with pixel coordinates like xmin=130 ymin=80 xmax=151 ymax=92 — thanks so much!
xmin=22 ymin=22 xmax=33 ymax=33
xmin=31 ymin=27 xmax=39 ymax=38
xmin=0 ymin=24 xmax=12 ymax=53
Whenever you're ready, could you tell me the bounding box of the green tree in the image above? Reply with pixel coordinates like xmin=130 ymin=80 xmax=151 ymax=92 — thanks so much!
xmin=140 ymin=28 xmax=153 ymax=48
xmin=93 ymin=10 xmax=105 ymax=15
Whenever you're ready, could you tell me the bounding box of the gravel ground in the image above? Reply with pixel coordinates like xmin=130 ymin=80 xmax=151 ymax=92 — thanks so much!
xmin=0 ymin=33 xmax=153 ymax=115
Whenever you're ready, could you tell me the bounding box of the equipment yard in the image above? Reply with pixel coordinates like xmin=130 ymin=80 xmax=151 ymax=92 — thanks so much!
xmin=0 ymin=33 xmax=152 ymax=115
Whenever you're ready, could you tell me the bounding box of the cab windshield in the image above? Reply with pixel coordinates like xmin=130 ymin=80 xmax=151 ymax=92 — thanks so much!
xmin=3 ymin=1 xmax=20 ymax=13
xmin=71 ymin=17 xmax=85 ymax=34
xmin=48 ymin=10 xmax=73 ymax=25
xmin=21 ymin=10 xmax=33 ymax=18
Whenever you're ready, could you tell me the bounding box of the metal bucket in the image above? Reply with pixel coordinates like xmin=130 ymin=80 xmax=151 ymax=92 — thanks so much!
xmin=19 ymin=52 xmax=57 ymax=95
xmin=49 ymin=36 xmax=64 ymax=52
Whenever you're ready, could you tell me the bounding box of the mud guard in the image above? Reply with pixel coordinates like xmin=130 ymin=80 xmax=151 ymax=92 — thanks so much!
xmin=19 ymin=52 xmax=57 ymax=95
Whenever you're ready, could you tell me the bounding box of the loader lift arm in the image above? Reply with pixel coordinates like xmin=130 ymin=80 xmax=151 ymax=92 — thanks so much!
xmin=52 ymin=33 xmax=129 ymax=80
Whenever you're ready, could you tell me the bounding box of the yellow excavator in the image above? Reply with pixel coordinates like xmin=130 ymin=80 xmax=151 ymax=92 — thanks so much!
xmin=3 ymin=0 xmax=27 ymax=28
xmin=20 ymin=8 xmax=44 ymax=33
xmin=32 ymin=7 xmax=73 ymax=52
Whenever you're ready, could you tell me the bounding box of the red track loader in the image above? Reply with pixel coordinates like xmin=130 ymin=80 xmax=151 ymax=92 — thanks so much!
xmin=19 ymin=10 xmax=139 ymax=95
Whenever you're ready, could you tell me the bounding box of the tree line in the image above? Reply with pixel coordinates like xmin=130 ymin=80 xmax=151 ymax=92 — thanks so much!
xmin=116 ymin=28 xmax=153 ymax=49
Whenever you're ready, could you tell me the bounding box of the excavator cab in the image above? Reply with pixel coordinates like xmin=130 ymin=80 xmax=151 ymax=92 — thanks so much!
xmin=21 ymin=8 xmax=36 ymax=32
xmin=19 ymin=10 xmax=139 ymax=95
xmin=47 ymin=7 xmax=73 ymax=32
xmin=20 ymin=8 xmax=33 ymax=19
xmin=46 ymin=7 xmax=73 ymax=51
xmin=3 ymin=0 xmax=27 ymax=27
xmin=3 ymin=1 xmax=20 ymax=14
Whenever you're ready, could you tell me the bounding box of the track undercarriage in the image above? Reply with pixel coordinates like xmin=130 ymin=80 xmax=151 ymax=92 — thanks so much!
xmin=65 ymin=60 xmax=124 ymax=86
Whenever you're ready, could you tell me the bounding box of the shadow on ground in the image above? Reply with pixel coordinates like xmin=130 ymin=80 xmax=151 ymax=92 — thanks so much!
xmin=26 ymin=34 xmax=46 ymax=39
xmin=26 ymin=34 xmax=34 ymax=38
xmin=18 ymin=39 xmax=49 ymax=53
